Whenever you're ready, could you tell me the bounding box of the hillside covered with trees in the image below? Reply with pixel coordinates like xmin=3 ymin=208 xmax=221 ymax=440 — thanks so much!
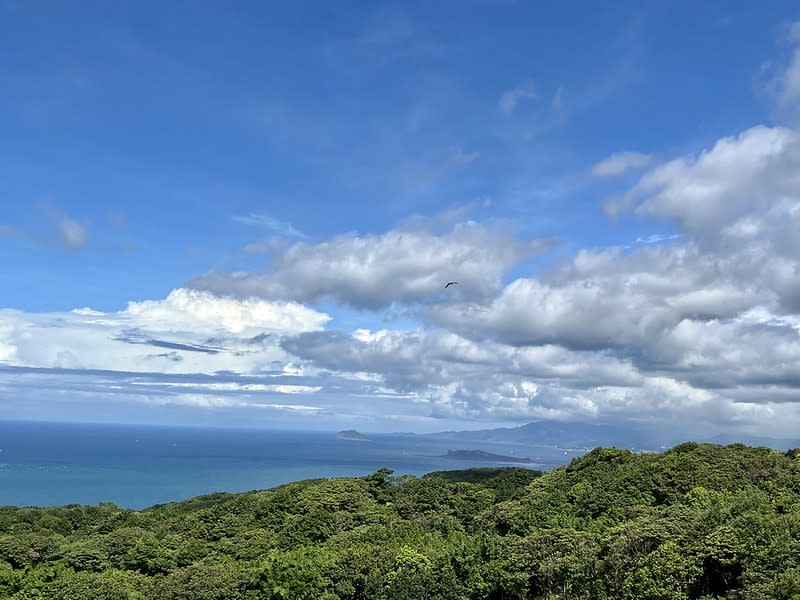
xmin=1 ymin=443 xmax=799 ymax=599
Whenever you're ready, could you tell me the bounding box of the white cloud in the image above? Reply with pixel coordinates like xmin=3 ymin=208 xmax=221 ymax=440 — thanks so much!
xmin=769 ymin=20 xmax=800 ymax=117
xmin=591 ymin=151 xmax=653 ymax=177
xmin=191 ymin=223 xmax=553 ymax=310
xmin=174 ymin=395 xmax=324 ymax=411
xmin=5 ymin=121 xmax=800 ymax=437
xmin=281 ymin=325 xmax=751 ymax=429
xmin=280 ymin=316 xmax=800 ymax=437
xmin=123 ymin=288 xmax=329 ymax=336
xmin=1 ymin=213 xmax=89 ymax=250
xmin=127 ymin=381 xmax=322 ymax=394
xmin=0 ymin=323 xmax=17 ymax=362
xmin=631 ymin=126 xmax=800 ymax=233
xmin=135 ymin=392 xmax=324 ymax=412
xmin=42 ymin=207 xmax=88 ymax=249
xmin=16 ymin=117 xmax=800 ymax=435
xmin=0 ymin=288 xmax=329 ymax=376
xmin=499 ymin=80 xmax=536 ymax=114
xmin=58 ymin=217 xmax=88 ymax=249
xmin=631 ymin=233 xmax=681 ymax=245
xmin=255 ymin=402 xmax=324 ymax=412
xmin=233 ymin=213 xmax=306 ymax=238
xmin=237 ymin=114 xmax=800 ymax=434
xmin=780 ymin=48 xmax=800 ymax=111
xmin=4 ymin=96 xmax=800 ymax=438
xmin=0 ymin=289 xmax=339 ymax=425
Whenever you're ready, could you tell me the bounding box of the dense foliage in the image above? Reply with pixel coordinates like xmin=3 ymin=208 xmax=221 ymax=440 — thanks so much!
xmin=1 ymin=443 xmax=799 ymax=599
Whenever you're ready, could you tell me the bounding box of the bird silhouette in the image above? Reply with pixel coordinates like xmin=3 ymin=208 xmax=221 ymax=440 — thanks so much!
xmin=444 ymin=281 xmax=458 ymax=288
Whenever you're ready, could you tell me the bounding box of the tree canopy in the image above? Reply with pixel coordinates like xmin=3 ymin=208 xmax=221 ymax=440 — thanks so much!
xmin=0 ymin=443 xmax=798 ymax=599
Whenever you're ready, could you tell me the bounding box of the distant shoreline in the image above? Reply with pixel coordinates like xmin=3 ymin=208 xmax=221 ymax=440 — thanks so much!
xmin=442 ymin=449 xmax=535 ymax=464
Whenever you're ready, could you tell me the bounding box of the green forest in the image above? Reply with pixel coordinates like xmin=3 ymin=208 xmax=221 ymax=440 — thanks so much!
xmin=1 ymin=443 xmax=799 ymax=599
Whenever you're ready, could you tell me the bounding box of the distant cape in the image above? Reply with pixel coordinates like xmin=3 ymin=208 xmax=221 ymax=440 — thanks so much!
xmin=442 ymin=449 xmax=534 ymax=464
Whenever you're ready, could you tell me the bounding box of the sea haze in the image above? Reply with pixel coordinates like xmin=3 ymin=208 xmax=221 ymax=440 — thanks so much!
xmin=0 ymin=421 xmax=577 ymax=509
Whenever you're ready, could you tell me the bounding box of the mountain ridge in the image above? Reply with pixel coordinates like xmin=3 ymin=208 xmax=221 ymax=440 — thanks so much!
xmin=393 ymin=420 xmax=800 ymax=451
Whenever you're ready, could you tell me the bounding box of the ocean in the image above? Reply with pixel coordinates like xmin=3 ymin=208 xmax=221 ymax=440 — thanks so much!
xmin=0 ymin=421 xmax=578 ymax=509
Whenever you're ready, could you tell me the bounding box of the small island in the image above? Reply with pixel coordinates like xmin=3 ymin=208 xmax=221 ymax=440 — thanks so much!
xmin=337 ymin=429 xmax=369 ymax=441
xmin=442 ymin=449 xmax=534 ymax=464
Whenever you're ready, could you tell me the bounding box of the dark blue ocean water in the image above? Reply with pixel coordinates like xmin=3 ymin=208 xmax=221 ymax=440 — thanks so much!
xmin=0 ymin=421 xmax=576 ymax=509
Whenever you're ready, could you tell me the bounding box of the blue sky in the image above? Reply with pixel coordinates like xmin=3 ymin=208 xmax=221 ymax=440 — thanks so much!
xmin=1 ymin=1 xmax=800 ymax=435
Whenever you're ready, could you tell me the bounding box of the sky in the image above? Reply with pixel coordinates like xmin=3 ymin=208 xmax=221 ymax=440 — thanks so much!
xmin=1 ymin=0 xmax=799 ymax=436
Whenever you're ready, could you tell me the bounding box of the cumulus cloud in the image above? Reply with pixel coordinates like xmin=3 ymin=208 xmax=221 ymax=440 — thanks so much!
xmin=427 ymin=243 xmax=770 ymax=349
xmin=122 ymin=288 xmax=329 ymax=336
xmin=186 ymin=110 xmax=798 ymax=434
xmin=280 ymin=328 xmax=642 ymax=423
xmin=0 ymin=288 xmax=329 ymax=376
xmin=5 ymin=54 xmax=800 ymax=438
xmin=20 ymin=116 xmax=796 ymax=435
xmin=0 ymin=289 xmax=342 ymax=425
xmin=282 ymin=328 xmax=641 ymax=393
xmin=190 ymin=223 xmax=554 ymax=310
xmin=591 ymin=151 xmax=653 ymax=176
xmin=278 ymin=323 xmax=800 ymax=437
xmin=4 ymin=118 xmax=800 ymax=438
xmin=631 ymin=126 xmax=800 ymax=234
xmin=377 ymin=120 xmax=799 ymax=434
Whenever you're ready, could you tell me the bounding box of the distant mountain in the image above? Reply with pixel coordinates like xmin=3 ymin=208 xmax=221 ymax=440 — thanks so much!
xmin=417 ymin=421 xmax=658 ymax=450
xmin=707 ymin=433 xmax=800 ymax=451
xmin=337 ymin=429 xmax=368 ymax=441
xmin=411 ymin=421 xmax=800 ymax=452
xmin=442 ymin=449 xmax=534 ymax=464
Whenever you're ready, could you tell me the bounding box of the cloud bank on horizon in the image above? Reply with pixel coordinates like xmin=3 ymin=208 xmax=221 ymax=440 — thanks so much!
xmin=1 ymin=4 xmax=799 ymax=437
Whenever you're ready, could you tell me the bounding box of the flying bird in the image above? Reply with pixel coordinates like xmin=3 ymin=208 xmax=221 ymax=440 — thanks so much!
xmin=444 ymin=281 xmax=458 ymax=288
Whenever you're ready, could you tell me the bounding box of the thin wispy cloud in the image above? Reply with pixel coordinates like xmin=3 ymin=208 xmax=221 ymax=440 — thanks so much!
xmin=0 ymin=224 xmax=21 ymax=237
xmin=242 ymin=237 xmax=288 ymax=254
xmin=4 ymin=208 xmax=90 ymax=250
xmin=233 ymin=213 xmax=307 ymax=239
xmin=41 ymin=205 xmax=90 ymax=250
xmin=626 ymin=233 xmax=682 ymax=248
xmin=592 ymin=151 xmax=653 ymax=177
xmin=57 ymin=217 xmax=88 ymax=249
xmin=498 ymin=80 xmax=536 ymax=114
xmin=758 ymin=21 xmax=800 ymax=121
xmin=357 ymin=11 xmax=415 ymax=47
xmin=776 ymin=20 xmax=800 ymax=115
xmin=551 ymin=86 xmax=565 ymax=112
xmin=391 ymin=145 xmax=481 ymax=192
xmin=450 ymin=145 xmax=479 ymax=165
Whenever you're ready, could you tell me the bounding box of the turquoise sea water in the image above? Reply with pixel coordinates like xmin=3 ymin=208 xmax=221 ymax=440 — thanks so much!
xmin=0 ymin=421 xmax=579 ymax=509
